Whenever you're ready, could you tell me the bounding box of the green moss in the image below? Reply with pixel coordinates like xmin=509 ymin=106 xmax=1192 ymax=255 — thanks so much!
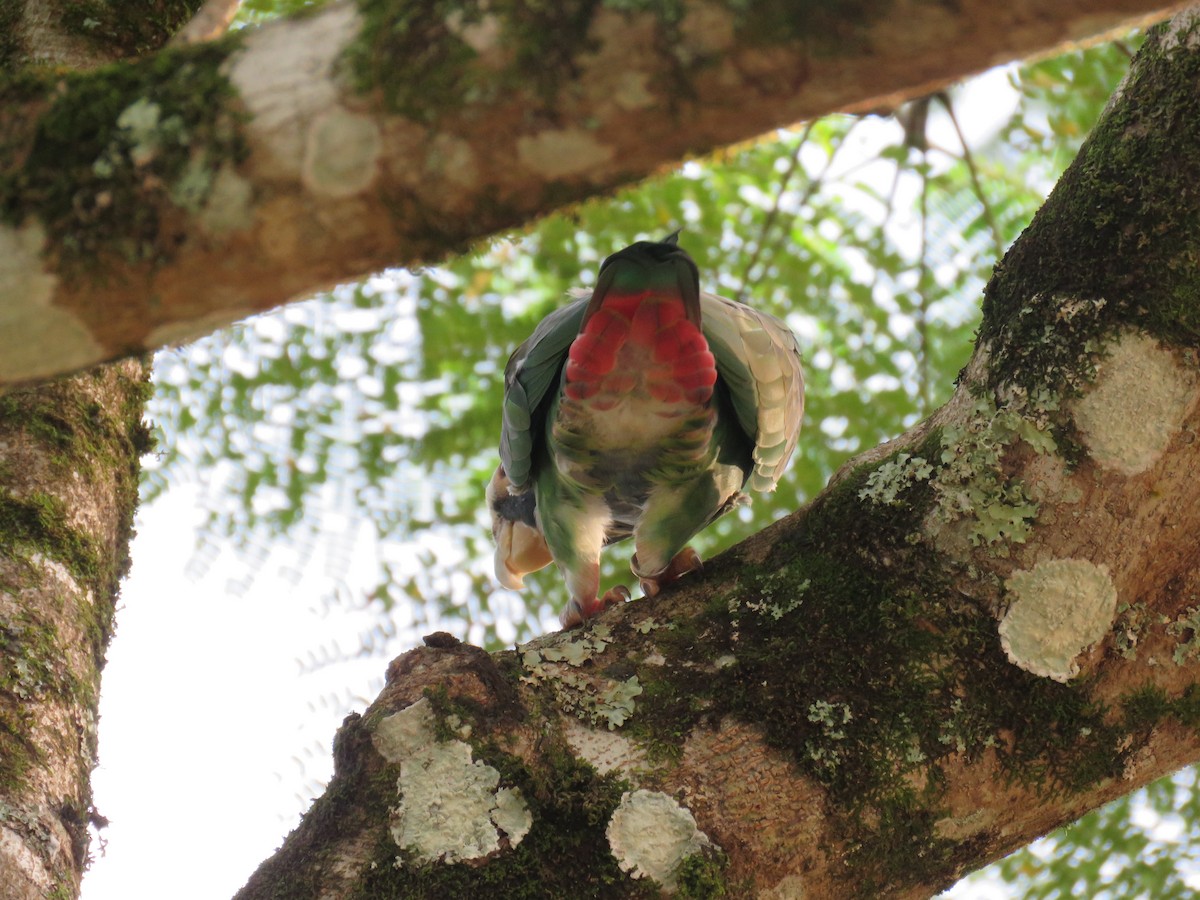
xmin=347 ymin=0 xmax=598 ymax=118
xmin=0 ymin=38 xmax=244 ymax=272
xmin=0 ymin=492 xmax=104 ymax=585
xmin=980 ymin=18 xmax=1200 ymax=382
xmin=348 ymin=0 xmax=893 ymax=120
xmin=0 ymin=708 xmax=37 ymax=790
xmin=674 ymin=849 xmax=729 ymax=899
xmin=0 ymin=0 xmax=23 ymax=72
xmin=61 ymin=0 xmax=204 ymax=57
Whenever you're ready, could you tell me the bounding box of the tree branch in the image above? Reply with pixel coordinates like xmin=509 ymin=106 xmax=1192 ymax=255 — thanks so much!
xmin=0 ymin=0 xmax=1187 ymax=386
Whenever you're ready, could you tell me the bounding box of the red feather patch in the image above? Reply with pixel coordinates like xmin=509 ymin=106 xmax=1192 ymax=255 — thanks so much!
xmin=565 ymin=291 xmax=715 ymax=408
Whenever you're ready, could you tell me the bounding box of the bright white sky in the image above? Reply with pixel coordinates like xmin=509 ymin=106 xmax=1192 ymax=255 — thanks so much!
xmin=82 ymin=487 xmax=410 ymax=898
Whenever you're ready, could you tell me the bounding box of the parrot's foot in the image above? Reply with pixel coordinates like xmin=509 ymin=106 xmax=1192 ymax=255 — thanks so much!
xmin=560 ymin=585 xmax=632 ymax=629
xmin=636 ymin=547 xmax=703 ymax=599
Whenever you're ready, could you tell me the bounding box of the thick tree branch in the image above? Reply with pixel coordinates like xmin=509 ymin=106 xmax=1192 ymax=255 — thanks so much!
xmin=0 ymin=0 xmax=1187 ymax=387
xmin=235 ymin=9 xmax=1200 ymax=898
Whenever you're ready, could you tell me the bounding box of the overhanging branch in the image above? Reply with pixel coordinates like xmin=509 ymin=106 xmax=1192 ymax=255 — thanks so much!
xmin=0 ymin=0 xmax=1188 ymax=386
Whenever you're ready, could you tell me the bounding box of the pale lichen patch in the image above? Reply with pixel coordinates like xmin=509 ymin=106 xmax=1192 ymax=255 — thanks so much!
xmin=425 ymin=134 xmax=479 ymax=189
xmin=517 ymin=128 xmax=614 ymax=180
xmin=606 ymin=790 xmax=713 ymax=891
xmin=758 ymin=874 xmax=807 ymax=900
xmin=445 ymin=11 xmax=502 ymax=55
xmin=227 ymin=5 xmax=362 ymax=178
xmin=0 ymin=221 xmax=101 ymax=382
xmin=998 ymin=559 xmax=1118 ymax=682
xmin=492 ymin=787 xmax=533 ymax=846
xmin=302 ymin=107 xmax=382 ymax=198
xmin=372 ymin=699 xmax=532 ymax=864
xmin=611 ymin=71 xmax=654 ymax=111
xmin=678 ymin=2 xmax=736 ymax=58
xmin=1160 ymin=6 xmax=1200 ymax=51
xmin=372 ymin=696 xmax=439 ymax=763
xmin=562 ymin=718 xmax=647 ymax=775
xmin=198 ymin=166 xmax=255 ymax=236
xmin=520 ymin=625 xmax=643 ymax=728
xmin=1073 ymin=331 xmax=1198 ymax=476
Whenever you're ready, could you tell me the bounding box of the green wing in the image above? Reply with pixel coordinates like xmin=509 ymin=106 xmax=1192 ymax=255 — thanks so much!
xmin=701 ymin=292 xmax=805 ymax=492
xmin=499 ymin=296 xmax=588 ymax=491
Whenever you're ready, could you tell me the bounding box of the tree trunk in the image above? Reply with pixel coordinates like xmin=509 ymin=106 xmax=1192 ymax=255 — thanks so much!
xmin=0 ymin=362 xmax=150 ymax=899
xmin=236 ymin=10 xmax=1200 ymax=898
xmin=0 ymin=0 xmax=1185 ymax=386
xmin=0 ymin=10 xmax=156 ymax=899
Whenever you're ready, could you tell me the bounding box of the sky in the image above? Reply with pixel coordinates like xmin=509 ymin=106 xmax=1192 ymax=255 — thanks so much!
xmin=82 ymin=487 xmax=405 ymax=898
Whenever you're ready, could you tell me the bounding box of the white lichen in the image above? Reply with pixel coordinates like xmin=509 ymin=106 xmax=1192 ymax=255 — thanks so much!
xmin=1160 ymin=6 xmax=1200 ymax=51
xmin=517 ymin=128 xmax=613 ymax=179
xmin=198 ymin=165 xmax=255 ymax=236
xmin=372 ymin=698 xmax=532 ymax=864
xmin=302 ymin=107 xmax=382 ymax=198
xmin=0 ymin=221 xmax=101 ymax=382
xmin=227 ymin=5 xmax=362 ymax=177
xmin=562 ymin=718 xmax=646 ymax=775
xmin=998 ymin=558 xmax=1118 ymax=682
xmin=425 ymin=134 xmax=478 ymax=188
xmin=1073 ymin=331 xmax=1198 ymax=476
xmin=759 ymin=874 xmax=807 ymax=900
xmin=611 ymin=71 xmax=654 ymax=111
xmin=520 ymin=625 xmax=642 ymax=728
xmin=605 ymin=790 xmax=713 ymax=890
xmin=445 ymin=10 xmax=502 ymax=54
xmin=933 ymin=395 xmax=1053 ymax=551
xmin=858 ymin=452 xmax=933 ymax=506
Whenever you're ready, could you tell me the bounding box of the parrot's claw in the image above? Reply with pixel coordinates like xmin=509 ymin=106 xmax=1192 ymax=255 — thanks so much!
xmin=637 ymin=547 xmax=703 ymax=599
xmin=560 ymin=584 xmax=632 ymax=629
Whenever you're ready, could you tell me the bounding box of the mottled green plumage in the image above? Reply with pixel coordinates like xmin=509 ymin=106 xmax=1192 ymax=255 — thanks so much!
xmin=490 ymin=234 xmax=804 ymax=626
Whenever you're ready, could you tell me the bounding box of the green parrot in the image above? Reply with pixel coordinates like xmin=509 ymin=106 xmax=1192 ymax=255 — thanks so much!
xmin=488 ymin=233 xmax=805 ymax=627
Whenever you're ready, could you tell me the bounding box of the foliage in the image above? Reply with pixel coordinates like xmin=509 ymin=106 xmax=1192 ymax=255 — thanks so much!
xmin=141 ymin=27 xmax=1200 ymax=898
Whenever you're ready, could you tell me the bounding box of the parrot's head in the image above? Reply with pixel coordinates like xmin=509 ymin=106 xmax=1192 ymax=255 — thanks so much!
xmin=487 ymin=465 xmax=553 ymax=590
xmin=585 ymin=230 xmax=703 ymax=328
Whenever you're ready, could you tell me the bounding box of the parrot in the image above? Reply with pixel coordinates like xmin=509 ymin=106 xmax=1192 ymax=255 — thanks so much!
xmin=488 ymin=232 xmax=805 ymax=627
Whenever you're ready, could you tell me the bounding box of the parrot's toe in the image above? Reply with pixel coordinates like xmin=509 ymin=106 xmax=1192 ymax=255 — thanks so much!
xmin=637 ymin=547 xmax=703 ymax=598
xmin=560 ymin=585 xmax=631 ymax=629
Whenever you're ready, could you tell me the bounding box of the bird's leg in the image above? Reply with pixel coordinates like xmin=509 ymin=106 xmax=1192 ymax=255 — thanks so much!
xmin=631 ymin=476 xmax=723 ymax=598
xmin=633 ymin=546 xmax=703 ymax=598
xmin=562 ymin=579 xmax=631 ymax=628
xmin=537 ymin=483 xmax=628 ymax=628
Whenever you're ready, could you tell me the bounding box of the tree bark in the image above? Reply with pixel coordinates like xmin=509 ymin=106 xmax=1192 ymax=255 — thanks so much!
xmin=236 ymin=10 xmax=1200 ymax=898
xmin=0 ymin=0 xmax=1187 ymax=387
xmin=0 ymin=362 xmax=150 ymax=900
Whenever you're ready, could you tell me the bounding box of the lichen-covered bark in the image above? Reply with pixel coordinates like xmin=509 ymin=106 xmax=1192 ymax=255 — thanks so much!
xmin=236 ymin=10 xmax=1200 ymax=899
xmin=0 ymin=361 xmax=151 ymax=900
xmin=0 ymin=0 xmax=1188 ymax=387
